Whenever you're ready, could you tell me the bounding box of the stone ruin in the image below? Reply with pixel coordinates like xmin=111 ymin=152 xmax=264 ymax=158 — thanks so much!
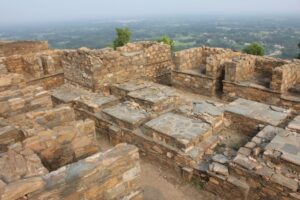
xmin=0 ymin=40 xmax=299 ymax=200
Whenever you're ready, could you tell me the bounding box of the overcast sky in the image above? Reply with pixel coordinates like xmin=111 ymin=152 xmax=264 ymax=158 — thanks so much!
xmin=1 ymin=0 xmax=300 ymax=25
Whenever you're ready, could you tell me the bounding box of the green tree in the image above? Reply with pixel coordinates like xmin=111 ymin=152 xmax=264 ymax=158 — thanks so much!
xmin=113 ymin=27 xmax=132 ymax=50
xmin=157 ymin=35 xmax=175 ymax=50
xmin=242 ymin=43 xmax=265 ymax=56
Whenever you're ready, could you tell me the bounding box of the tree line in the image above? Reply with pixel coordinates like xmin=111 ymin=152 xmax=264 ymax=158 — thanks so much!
xmin=112 ymin=27 xmax=300 ymax=59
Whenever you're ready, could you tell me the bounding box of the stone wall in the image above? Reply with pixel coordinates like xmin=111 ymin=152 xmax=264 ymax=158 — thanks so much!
xmin=0 ymin=41 xmax=48 ymax=57
xmin=0 ymin=74 xmax=52 ymax=118
xmin=3 ymin=50 xmax=65 ymax=89
xmin=0 ymin=143 xmax=143 ymax=200
xmin=255 ymin=56 xmax=288 ymax=74
xmin=224 ymin=55 xmax=256 ymax=83
xmin=174 ymin=46 xmax=236 ymax=73
xmin=62 ymin=41 xmax=173 ymax=93
xmin=271 ymin=61 xmax=300 ymax=93
xmin=5 ymin=106 xmax=99 ymax=170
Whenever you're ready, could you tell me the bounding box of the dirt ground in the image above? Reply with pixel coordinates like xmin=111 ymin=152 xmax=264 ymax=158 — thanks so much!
xmin=140 ymin=159 xmax=221 ymax=200
xmin=98 ymin=135 xmax=221 ymax=200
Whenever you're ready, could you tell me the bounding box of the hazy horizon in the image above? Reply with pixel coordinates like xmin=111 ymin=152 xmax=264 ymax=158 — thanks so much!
xmin=1 ymin=0 xmax=300 ymax=25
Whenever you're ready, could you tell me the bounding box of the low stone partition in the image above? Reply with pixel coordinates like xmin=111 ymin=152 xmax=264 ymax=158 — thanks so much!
xmin=0 ymin=143 xmax=143 ymax=200
xmin=62 ymin=41 xmax=173 ymax=93
xmin=0 ymin=40 xmax=48 ymax=57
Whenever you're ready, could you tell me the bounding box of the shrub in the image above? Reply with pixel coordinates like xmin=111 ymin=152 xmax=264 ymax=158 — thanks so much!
xmin=157 ymin=35 xmax=175 ymax=50
xmin=242 ymin=43 xmax=265 ymax=56
xmin=113 ymin=27 xmax=132 ymax=50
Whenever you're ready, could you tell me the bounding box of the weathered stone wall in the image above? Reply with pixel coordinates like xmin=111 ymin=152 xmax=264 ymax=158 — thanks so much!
xmin=62 ymin=41 xmax=173 ymax=93
xmin=0 ymin=143 xmax=143 ymax=200
xmin=3 ymin=50 xmax=65 ymax=89
xmin=0 ymin=74 xmax=52 ymax=118
xmin=271 ymin=61 xmax=300 ymax=93
xmin=0 ymin=41 xmax=48 ymax=57
xmin=172 ymin=71 xmax=217 ymax=96
xmin=223 ymin=55 xmax=300 ymax=111
xmin=172 ymin=47 xmax=239 ymax=96
xmin=255 ymin=56 xmax=288 ymax=74
xmin=0 ymin=73 xmax=26 ymax=92
xmin=224 ymin=55 xmax=256 ymax=83
xmin=229 ymin=126 xmax=300 ymax=200
xmin=174 ymin=47 xmax=204 ymax=70
xmin=174 ymin=46 xmax=236 ymax=74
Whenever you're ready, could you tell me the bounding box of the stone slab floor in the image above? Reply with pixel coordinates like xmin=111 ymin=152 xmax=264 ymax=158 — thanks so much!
xmin=97 ymin=134 xmax=221 ymax=200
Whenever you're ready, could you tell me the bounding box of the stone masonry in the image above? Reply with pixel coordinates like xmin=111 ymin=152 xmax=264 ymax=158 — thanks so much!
xmin=0 ymin=40 xmax=300 ymax=200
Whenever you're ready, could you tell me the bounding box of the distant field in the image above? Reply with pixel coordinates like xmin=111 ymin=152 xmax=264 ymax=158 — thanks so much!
xmin=1 ymin=16 xmax=300 ymax=59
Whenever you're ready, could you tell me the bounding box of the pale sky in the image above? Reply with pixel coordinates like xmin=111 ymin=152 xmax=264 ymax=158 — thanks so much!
xmin=1 ymin=0 xmax=300 ymax=25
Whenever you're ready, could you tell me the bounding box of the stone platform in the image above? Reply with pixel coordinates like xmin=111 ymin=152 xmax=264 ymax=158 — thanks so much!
xmin=224 ymin=98 xmax=291 ymax=136
xmin=102 ymin=102 xmax=150 ymax=130
xmin=143 ymin=113 xmax=212 ymax=151
xmin=74 ymin=93 xmax=119 ymax=113
xmin=111 ymin=80 xmax=153 ymax=99
xmin=175 ymin=100 xmax=224 ymax=132
xmin=127 ymin=83 xmax=179 ymax=112
xmin=51 ymin=84 xmax=90 ymax=106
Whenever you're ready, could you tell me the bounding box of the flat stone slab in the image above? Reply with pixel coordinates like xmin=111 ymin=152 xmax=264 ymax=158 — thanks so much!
xmin=287 ymin=115 xmax=300 ymax=133
xmin=143 ymin=113 xmax=212 ymax=150
xmin=75 ymin=94 xmax=119 ymax=113
xmin=111 ymin=80 xmax=153 ymax=97
xmin=102 ymin=102 xmax=150 ymax=130
xmin=177 ymin=100 xmax=224 ymax=128
xmin=265 ymin=130 xmax=300 ymax=166
xmin=51 ymin=84 xmax=90 ymax=104
xmin=127 ymin=84 xmax=179 ymax=112
xmin=225 ymin=98 xmax=290 ymax=126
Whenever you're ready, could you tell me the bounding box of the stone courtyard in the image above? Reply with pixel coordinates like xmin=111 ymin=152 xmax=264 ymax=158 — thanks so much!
xmin=0 ymin=40 xmax=299 ymax=199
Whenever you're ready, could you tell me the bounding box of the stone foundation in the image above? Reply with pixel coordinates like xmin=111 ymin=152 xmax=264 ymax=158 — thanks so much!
xmin=0 ymin=143 xmax=142 ymax=200
xmin=1 ymin=40 xmax=300 ymax=200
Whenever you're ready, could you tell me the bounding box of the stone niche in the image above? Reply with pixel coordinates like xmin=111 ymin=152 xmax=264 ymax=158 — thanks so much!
xmin=172 ymin=46 xmax=240 ymax=96
xmin=62 ymin=41 xmax=173 ymax=93
xmin=223 ymin=55 xmax=300 ymax=111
